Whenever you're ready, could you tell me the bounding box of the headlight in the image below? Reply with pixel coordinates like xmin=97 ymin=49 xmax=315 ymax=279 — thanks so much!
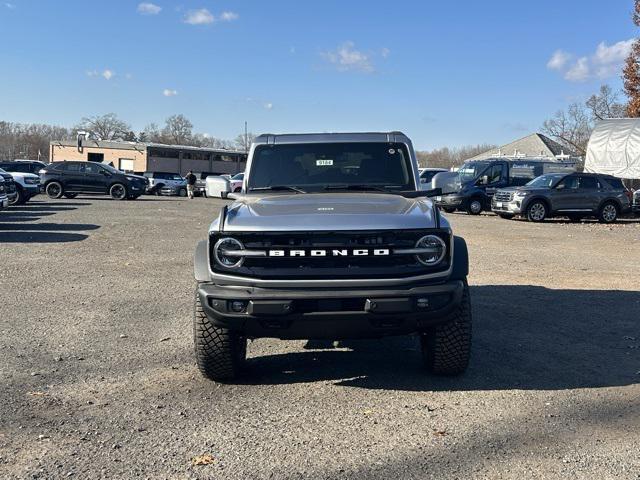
xmin=213 ymin=238 xmax=245 ymax=269
xmin=24 ymin=177 xmax=39 ymax=185
xmin=0 ymin=184 xmax=5 ymax=193
xmin=414 ymin=235 xmax=447 ymax=266
xmin=513 ymin=192 xmax=528 ymax=199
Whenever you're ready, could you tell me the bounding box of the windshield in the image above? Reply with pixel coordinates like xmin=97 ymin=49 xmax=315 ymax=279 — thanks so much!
xmin=526 ymin=174 xmax=564 ymax=188
xmin=101 ymin=163 xmax=120 ymax=174
xmin=248 ymin=142 xmax=414 ymax=192
xmin=457 ymin=162 xmax=489 ymax=183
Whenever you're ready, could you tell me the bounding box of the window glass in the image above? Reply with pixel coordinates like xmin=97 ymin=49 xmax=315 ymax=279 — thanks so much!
xmin=558 ymin=175 xmax=579 ymax=189
xmin=579 ymin=176 xmax=599 ymax=189
xmin=63 ymin=163 xmax=82 ymax=172
xmin=248 ymin=142 xmax=412 ymax=191
xmin=83 ymin=163 xmax=102 ymax=174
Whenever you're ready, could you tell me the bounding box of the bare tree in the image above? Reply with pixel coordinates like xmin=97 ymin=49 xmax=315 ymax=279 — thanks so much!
xmin=624 ymin=0 xmax=640 ymax=117
xmin=586 ymin=85 xmax=626 ymax=120
xmin=234 ymin=132 xmax=256 ymax=152
xmin=75 ymin=113 xmax=131 ymax=140
xmin=0 ymin=120 xmax=72 ymax=161
xmin=542 ymin=103 xmax=592 ymax=155
xmin=416 ymin=144 xmax=497 ymax=169
xmin=161 ymin=114 xmax=193 ymax=145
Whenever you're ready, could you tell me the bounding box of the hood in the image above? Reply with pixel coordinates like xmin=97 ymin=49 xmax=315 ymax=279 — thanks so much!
xmin=218 ymin=193 xmax=437 ymax=232
xmin=499 ymin=185 xmax=550 ymax=194
xmin=5 ymin=171 xmax=38 ymax=180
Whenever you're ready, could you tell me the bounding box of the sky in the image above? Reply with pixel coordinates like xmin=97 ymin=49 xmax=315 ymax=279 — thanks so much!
xmin=0 ymin=0 xmax=637 ymax=150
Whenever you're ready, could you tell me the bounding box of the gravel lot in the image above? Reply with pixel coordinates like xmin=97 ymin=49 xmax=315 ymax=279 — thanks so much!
xmin=1 ymin=195 xmax=639 ymax=479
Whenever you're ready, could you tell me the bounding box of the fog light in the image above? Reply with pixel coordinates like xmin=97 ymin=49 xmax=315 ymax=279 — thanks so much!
xmin=417 ymin=297 xmax=430 ymax=309
xmin=230 ymin=300 xmax=247 ymax=313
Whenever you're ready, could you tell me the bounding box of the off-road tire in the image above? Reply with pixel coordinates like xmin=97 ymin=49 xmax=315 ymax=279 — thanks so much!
xmin=193 ymin=288 xmax=247 ymax=381
xmin=63 ymin=193 xmax=78 ymax=199
xmin=527 ymin=200 xmax=547 ymax=222
xmin=46 ymin=181 xmax=63 ymax=199
xmin=598 ymin=202 xmax=618 ymax=224
xmin=179 ymin=188 xmax=187 ymax=197
xmin=466 ymin=198 xmax=483 ymax=215
xmin=110 ymin=183 xmax=127 ymax=200
xmin=421 ymin=283 xmax=472 ymax=375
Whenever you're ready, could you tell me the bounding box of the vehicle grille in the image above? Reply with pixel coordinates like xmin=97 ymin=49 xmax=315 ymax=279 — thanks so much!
xmin=210 ymin=230 xmax=451 ymax=280
xmin=494 ymin=191 xmax=514 ymax=202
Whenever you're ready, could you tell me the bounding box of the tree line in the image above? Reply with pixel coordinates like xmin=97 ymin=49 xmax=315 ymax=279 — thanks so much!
xmin=0 ymin=114 xmax=255 ymax=161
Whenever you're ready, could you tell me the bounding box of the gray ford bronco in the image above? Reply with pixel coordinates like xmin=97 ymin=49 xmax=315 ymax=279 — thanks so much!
xmin=193 ymin=132 xmax=472 ymax=381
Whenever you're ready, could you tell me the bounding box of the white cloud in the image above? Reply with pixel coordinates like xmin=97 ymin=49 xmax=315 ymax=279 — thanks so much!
xmin=549 ymin=39 xmax=634 ymax=82
xmin=381 ymin=47 xmax=390 ymax=59
xmin=184 ymin=8 xmax=214 ymax=25
xmin=547 ymin=50 xmax=571 ymax=71
xmin=163 ymin=89 xmax=178 ymax=97
xmin=87 ymin=69 xmax=115 ymax=80
xmin=137 ymin=2 xmax=162 ymax=15
xmin=322 ymin=41 xmax=374 ymax=73
xmin=219 ymin=11 xmax=239 ymax=22
xmin=264 ymin=102 xmax=273 ymax=110
xmin=5 ymin=3 xmax=16 ymax=9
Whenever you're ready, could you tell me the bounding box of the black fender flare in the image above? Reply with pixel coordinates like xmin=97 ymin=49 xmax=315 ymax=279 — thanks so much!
xmin=194 ymin=240 xmax=211 ymax=282
xmin=450 ymin=236 xmax=469 ymax=281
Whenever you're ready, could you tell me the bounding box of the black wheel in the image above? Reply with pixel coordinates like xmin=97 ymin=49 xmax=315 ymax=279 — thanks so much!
xmin=526 ymin=201 xmax=547 ymax=222
xmin=442 ymin=207 xmax=456 ymax=214
xmin=9 ymin=186 xmax=25 ymax=205
xmin=421 ymin=282 xmax=472 ymax=375
xmin=154 ymin=184 xmax=164 ymax=196
xmin=179 ymin=188 xmax=187 ymax=197
xmin=63 ymin=193 xmax=78 ymax=199
xmin=45 ymin=181 xmax=63 ymax=199
xmin=598 ymin=202 xmax=618 ymax=224
xmin=193 ymin=288 xmax=247 ymax=381
xmin=110 ymin=183 xmax=127 ymax=200
xmin=498 ymin=213 xmax=514 ymax=220
xmin=466 ymin=197 xmax=483 ymax=215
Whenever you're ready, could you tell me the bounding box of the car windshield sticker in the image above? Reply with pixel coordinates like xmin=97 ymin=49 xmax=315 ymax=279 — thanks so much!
xmin=316 ymin=159 xmax=333 ymax=166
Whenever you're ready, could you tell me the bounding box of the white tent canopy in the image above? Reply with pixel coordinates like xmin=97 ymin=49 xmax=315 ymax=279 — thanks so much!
xmin=585 ymin=118 xmax=640 ymax=179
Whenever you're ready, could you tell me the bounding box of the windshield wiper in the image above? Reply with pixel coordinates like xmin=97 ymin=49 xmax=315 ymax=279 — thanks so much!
xmin=249 ymin=185 xmax=307 ymax=194
xmin=324 ymin=184 xmax=401 ymax=192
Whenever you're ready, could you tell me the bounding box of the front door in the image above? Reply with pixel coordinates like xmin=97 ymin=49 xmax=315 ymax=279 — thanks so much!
xmin=62 ymin=163 xmax=85 ymax=191
xmin=551 ymin=175 xmax=582 ymax=212
xmin=82 ymin=162 xmax=110 ymax=193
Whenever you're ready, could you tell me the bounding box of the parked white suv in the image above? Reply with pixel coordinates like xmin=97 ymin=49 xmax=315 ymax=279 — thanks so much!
xmin=143 ymin=171 xmax=188 ymax=197
xmin=0 ymin=167 xmax=40 ymax=205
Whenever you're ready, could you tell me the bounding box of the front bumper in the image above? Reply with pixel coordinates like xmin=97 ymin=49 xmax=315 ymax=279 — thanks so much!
xmin=491 ymin=198 xmax=523 ymax=214
xmin=24 ymin=184 xmax=40 ymax=197
xmin=197 ymin=280 xmax=464 ymax=340
xmin=435 ymin=194 xmax=464 ymax=208
xmin=0 ymin=196 xmax=8 ymax=209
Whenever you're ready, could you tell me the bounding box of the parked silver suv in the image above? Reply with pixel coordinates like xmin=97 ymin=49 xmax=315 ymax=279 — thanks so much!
xmin=492 ymin=172 xmax=631 ymax=223
xmin=193 ymin=132 xmax=472 ymax=381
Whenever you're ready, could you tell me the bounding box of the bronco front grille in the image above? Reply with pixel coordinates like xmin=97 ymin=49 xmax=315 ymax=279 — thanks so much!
xmin=210 ymin=230 xmax=451 ymax=280
xmin=494 ymin=191 xmax=514 ymax=202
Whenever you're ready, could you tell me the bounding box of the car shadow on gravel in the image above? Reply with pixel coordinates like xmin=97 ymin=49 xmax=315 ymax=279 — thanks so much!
xmin=240 ymin=286 xmax=640 ymax=391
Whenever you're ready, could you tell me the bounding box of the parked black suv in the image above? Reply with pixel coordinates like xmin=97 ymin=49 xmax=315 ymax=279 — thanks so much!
xmin=40 ymin=161 xmax=148 ymax=200
xmin=492 ymin=172 xmax=632 ymax=223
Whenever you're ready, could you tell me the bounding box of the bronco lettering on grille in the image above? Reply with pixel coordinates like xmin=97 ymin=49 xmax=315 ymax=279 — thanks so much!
xmin=268 ymin=249 xmax=390 ymax=257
